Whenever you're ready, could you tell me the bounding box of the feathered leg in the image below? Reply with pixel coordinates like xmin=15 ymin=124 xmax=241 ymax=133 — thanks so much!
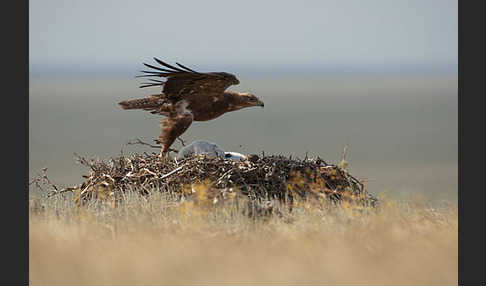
xmin=157 ymin=113 xmax=193 ymax=158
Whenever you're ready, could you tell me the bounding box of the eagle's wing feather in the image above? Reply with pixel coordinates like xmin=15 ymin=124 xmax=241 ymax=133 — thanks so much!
xmin=138 ymin=58 xmax=239 ymax=103
xmin=159 ymin=113 xmax=193 ymax=154
xmin=175 ymin=62 xmax=199 ymax=73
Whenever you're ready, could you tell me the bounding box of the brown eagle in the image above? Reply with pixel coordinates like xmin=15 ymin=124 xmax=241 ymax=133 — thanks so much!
xmin=118 ymin=58 xmax=264 ymax=156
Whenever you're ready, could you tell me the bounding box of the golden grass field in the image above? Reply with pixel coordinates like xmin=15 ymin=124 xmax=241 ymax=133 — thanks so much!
xmin=29 ymin=189 xmax=457 ymax=286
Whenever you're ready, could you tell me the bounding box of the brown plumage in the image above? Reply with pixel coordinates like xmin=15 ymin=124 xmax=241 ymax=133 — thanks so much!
xmin=119 ymin=58 xmax=264 ymax=155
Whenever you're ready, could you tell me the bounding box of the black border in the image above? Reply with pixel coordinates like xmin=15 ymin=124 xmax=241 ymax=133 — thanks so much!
xmin=459 ymin=0 xmax=482 ymax=285
xmin=4 ymin=0 xmax=28 ymax=284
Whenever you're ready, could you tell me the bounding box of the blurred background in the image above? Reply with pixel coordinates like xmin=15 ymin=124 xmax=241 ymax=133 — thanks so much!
xmin=29 ymin=0 xmax=457 ymax=203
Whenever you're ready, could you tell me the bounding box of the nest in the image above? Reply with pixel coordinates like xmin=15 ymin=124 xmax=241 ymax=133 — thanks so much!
xmin=44 ymin=152 xmax=378 ymax=211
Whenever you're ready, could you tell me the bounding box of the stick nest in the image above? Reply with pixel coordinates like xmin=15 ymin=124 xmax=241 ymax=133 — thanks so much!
xmin=46 ymin=152 xmax=378 ymax=209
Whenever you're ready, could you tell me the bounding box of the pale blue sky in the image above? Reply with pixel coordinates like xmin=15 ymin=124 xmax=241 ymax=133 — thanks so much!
xmin=29 ymin=0 xmax=457 ymax=74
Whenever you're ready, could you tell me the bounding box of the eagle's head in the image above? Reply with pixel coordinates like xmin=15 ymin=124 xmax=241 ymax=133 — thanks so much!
xmin=224 ymin=91 xmax=264 ymax=112
xmin=235 ymin=92 xmax=264 ymax=109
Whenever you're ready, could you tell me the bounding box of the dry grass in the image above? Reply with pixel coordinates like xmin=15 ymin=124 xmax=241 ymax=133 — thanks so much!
xmin=29 ymin=190 xmax=457 ymax=286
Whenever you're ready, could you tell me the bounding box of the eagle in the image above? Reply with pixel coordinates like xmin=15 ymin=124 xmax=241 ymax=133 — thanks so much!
xmin=118 ymin=58 xmax=264 ymax=156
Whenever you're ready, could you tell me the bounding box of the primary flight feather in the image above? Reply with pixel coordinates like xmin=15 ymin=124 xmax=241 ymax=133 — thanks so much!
xmin=119 ymin=58 xmax=264 ymax=156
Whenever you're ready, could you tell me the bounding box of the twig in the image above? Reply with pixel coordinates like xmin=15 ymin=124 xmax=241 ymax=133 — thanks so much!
xmin=176 ymin=137 xmax=186 ymax=146
xmin=341 ymin=144 xmax=348 ymax=161
xmin=47 ymin=187 xmax=77 ymax=198
xmin=160 ymin=165 xmax=185 ymax=180
xmin=215 ymin=169 xmax=234 ymax=185
xmin=29 ymin=168 xmax=60 ymax=194
xmin=338 ymin=144 xmax=349 ymax=170
xmin=126 ymin=138 xmax=161 ymax=149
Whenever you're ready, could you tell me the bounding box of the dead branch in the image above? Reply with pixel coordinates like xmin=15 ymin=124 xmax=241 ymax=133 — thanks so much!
xmin=126 ymin=138 xmax=161 ymax=149
xmin=176 ymin=137 xmax=186 ymax=146
xmin=47 ymin=187 xmax=77 ymax=198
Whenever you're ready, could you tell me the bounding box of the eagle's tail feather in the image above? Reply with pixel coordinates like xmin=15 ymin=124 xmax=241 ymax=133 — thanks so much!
xmin=118 ymin=96 xmax=161 ymax=110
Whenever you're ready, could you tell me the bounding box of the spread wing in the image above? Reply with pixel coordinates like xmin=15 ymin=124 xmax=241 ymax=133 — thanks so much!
xmin=158 ymin=113 xmax=193 ymax=154
xmin=137 ymin=58 xmax=240 ymax=103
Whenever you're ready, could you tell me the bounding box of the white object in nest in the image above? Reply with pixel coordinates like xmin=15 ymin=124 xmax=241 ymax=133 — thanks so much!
xmin=223 ymin=151 xmax=246 ymax=161
xmin=176 ymin=140 xmax=246 ymax=161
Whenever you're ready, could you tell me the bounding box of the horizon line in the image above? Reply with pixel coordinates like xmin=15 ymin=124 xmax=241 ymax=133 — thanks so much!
xmin=30 ymin=62 xmax=458 ymax=78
